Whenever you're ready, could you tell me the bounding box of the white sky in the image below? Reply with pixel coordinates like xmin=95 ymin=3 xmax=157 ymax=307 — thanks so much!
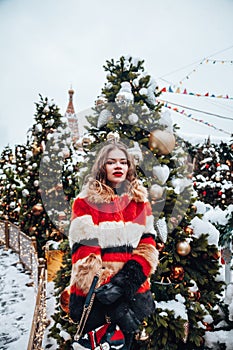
xmin=0 ymin=0 xmax=233 ymax=152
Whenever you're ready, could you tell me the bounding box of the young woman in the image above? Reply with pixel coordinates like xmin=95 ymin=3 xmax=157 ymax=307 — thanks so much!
xmin=69 ymin=141 xmax=159 ymax=349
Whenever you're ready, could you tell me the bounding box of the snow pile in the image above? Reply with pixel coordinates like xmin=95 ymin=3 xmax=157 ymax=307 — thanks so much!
xmin=225 ymin=283 xmax=233 ymax=322
xmin=190 ymin=216 xmax=219 ymax=246
xmin=42 ymin=281 xmax=58 ymax=349
xmin=204 ymin=330 xmax=233 ymax=350
xmin=203 ymin=204 xmax=233 ymax=227
xmin=0 ymin=246 xmax=35 ymax=350
xmin=155 ymin=294 xmax=188 ymax=320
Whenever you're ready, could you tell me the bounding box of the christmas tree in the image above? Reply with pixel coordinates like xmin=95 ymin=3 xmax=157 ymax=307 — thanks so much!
xmin=47 ymin=56 xmax=224 ymax=350
xmin=18 ymin=95 xmax=77 ymax=256
xmin=193 ymin=139 xmax=233 ymax=211
xmin=0 ymin=145 xmax=23 ymax=223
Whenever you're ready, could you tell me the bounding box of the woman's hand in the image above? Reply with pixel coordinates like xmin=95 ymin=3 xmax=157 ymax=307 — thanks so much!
xmin=95 ymin=282 xmax=123 ymax=304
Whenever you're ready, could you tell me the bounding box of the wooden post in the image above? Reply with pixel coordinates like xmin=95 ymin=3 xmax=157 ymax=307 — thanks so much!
xmin=38 ymin=258 xmax=46 ymax=282
xmin=5 ymin=221 xmax=9 ymax=249
xmin=31 ymin=236 xmax=37 ymax=252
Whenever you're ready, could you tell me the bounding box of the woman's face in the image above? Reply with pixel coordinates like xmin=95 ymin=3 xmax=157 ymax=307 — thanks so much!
xmin=105 ymin=148 xmax=129 ymax=188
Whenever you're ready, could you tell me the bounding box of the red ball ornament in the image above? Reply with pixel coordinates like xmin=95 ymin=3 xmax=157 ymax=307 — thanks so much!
xmin=157 ymin=242 xmax=165 ymax=251
xmin=170 ymin=265 xmax=185 ymax=281
xmin=213 ymin=251 xmax=221 ymax=260
xmin=60 ymin=286 xmax=70 ymax=314
xmin=202 ymin=191 xmax=207 ymax=196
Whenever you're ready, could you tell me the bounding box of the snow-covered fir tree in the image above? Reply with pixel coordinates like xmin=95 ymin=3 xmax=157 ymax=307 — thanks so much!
xmin=46 ymin=56 xmax=225 ymax=350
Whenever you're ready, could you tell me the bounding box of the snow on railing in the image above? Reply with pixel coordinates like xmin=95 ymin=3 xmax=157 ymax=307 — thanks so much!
xmin=0 ymin=220 xmax=48 ymax=350
xmin=27 ymin=258 xmax=47 ymax=350
xmin=0 ymin=220 xmax=39 ymax=287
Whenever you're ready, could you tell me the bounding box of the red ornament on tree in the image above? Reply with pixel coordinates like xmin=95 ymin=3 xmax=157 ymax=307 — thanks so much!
xmin=170 ymin=265 xmax=185 ymax=281
xmin=157 ymin=242 xmax=165 ymax=252
xmin=60 ymin=286 xmax=70 ymax=314
xmin=184 ymin=226 xmax=193 ymax=235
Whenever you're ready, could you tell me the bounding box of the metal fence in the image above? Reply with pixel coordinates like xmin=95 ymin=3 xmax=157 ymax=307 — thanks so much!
xmin=0 ymin=220 xmax=47 ymax=350
xmin=27 ymin=259 xmax=47 ymax=350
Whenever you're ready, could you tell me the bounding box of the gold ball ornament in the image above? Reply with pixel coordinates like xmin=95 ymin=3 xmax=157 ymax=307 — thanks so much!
xmin=176 ymin=241 xmax=191 ymax=256
xmin=32 ymin=203 xmax=44 ymax=216
xmin=184 ymin=226 xmax=194 ymax=235
xmin=106 ymin=131 xmax=120 ymax=142
xmin=149 ymin=130 xmax=176 ymax=155
xmin=82 ymin=136 xmax=92 ymax=149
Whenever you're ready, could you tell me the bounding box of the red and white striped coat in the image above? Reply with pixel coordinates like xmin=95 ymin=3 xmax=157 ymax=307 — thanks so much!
xmin=68 ymin=180 xmax=159 ymax=326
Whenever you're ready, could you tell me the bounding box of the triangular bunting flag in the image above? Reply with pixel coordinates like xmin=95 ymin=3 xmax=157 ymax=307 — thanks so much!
xmin=205 ymin=92 xmax=209 ymax=96
xmin=168 ymin=86 xmax=173 ymax=92
xmin=161 ymin=87 xmax=167 ymax=92
xmin=175 ymin=87 xmax=180 ymax=93
xmin=183 ymin=88 xmax=187 ymax=94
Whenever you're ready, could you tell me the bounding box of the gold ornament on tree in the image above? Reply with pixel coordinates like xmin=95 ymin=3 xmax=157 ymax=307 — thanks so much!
xmin=106 ymin=131 xmax=120 ymax=142
xmin=32 ymin=203 xmax=44 ymax=216
xmin=184 ymin=226 xmax=194 ymax=235
xmin=149 ymin=129 xmax=176 ymax=155
xmin=32 ymin=142 xmax=41 ymax=155
xmin=82 ymin=136 xmax=92 ymax=149
xmin=176 ymin=241 xmax=191 ymax=256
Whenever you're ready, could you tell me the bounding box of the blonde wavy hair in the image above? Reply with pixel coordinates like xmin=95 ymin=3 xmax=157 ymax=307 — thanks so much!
xmin=85 ymin=141 xmax=137 ymax=195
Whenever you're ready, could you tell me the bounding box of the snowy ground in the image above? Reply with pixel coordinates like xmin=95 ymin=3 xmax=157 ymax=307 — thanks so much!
xmin=0 ymin=246 xmax=35 ymax=350
xmin=42 ymin=281 xmax=58 ymax=350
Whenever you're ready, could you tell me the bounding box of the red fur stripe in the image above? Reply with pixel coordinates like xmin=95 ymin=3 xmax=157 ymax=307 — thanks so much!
xmin=71 ymin=197 xmax=90 ymax=220
xmin=131 ymin=254 xmax=151 ymax=276
xmin=70 ymin=284 xmax=86 ymax=297
xmin=72 ymin=246 xmax=101 ymax=264
xmin=140 ymin=236 xmax=156 ymax=247
xmin=72 ymin=197 xmax=150 ymax=226
xmin=137 ymin=279 xmax=150 ymax=293
xmin=102 ymin=252 xmax=131 ymax=262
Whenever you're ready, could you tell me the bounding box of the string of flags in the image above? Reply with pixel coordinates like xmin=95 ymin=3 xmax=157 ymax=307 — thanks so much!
xmin=160 ymin=86 xmax=232 ymax=100
xmin=206 ymin=59 xmax=233 ymax=64
xmin=175 ymin=58 xmax=233 ymax=86
xmin=158 ymin=100 xmax=232 ymax=136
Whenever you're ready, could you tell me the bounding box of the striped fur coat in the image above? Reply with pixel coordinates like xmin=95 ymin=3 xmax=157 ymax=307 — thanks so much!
xmin=68 ymin=180 xmax=159 ymax=331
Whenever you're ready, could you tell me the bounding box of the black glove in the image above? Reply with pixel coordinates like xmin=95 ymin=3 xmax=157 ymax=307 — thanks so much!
xmin=110 ymin=303 xmax=141 ymax=334
xmin=111 ymin=260 xmax=147 ymax=300
xmin=95 ymin=282 xmax=124 ymax=305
